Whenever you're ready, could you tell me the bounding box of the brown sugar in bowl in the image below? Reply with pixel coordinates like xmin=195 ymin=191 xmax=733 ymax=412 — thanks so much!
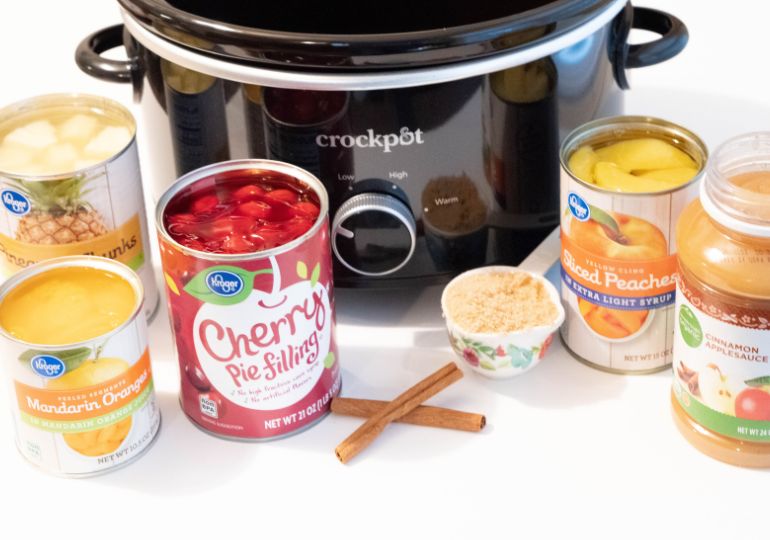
xmin=441 ymin=266 xmax=565 ymax=378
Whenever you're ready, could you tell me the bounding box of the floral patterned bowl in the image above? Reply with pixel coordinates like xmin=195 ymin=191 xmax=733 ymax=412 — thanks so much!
xmin=440 ymin=266 xmax=565 ymax=379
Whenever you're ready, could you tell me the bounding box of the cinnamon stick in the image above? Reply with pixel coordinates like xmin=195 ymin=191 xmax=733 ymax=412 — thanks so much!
xmin=334 ymin=362 xmax=463 ymax=464
xmin=331 ymin=397 xmax=485 ymax=432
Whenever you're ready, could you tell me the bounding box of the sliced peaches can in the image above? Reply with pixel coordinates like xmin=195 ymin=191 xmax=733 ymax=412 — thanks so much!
xmin=559 ymin=116 xmax=707 ymax=374
xmin=0 ymin=255 xmax=160 ymax=476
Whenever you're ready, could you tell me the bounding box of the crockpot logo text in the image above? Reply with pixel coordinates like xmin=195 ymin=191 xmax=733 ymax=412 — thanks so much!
xmin=316 ymin=127 xmax=425 ymax=153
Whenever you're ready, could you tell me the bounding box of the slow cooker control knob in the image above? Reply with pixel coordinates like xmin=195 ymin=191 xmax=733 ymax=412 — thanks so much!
xmin=331 ymin=193 xmax=416 ymax=276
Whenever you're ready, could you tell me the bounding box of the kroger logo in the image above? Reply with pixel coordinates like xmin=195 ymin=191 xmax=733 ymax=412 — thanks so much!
xmin=30 ymin=355 xmax=65 ymax=379
xmin=206 ymin=271 xmax=243 ymax=297
xmin=1 ymin=189 xmax=30 ymax=216
xmin=567 ymin=192 xmax=591 ymax=222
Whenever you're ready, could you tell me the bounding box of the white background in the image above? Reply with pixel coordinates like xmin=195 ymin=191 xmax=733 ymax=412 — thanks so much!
xmin=1 ymin=1 xmax=769 ymax=539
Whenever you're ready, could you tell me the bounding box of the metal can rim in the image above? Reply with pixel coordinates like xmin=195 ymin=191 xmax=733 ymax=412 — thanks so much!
xmin=559 ymin=115 xmax=709 ymax=197
xmin=155 ymin=159 xmax=330 ymax=262
xmin=0 ymin=255 xmax=145 ymax=349
xmin=0 ymin=92 xmax=137 ymax=181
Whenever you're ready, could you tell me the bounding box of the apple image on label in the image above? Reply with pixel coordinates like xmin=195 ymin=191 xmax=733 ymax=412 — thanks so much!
xmin=193 ymin=279 xmax=332 ymax=411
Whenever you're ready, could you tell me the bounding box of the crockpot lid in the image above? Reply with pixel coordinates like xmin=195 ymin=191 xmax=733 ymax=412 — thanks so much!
xmin=118 ymin=0 xmax=619 ymax=70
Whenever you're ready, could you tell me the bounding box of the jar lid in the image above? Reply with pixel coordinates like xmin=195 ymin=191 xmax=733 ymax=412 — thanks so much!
xmin=701 ymin=132 xmax=770 ymax=238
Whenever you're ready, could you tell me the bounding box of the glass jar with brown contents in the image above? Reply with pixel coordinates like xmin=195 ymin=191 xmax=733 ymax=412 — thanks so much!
xmin=672 ymin=132 xmax=770 ymax=467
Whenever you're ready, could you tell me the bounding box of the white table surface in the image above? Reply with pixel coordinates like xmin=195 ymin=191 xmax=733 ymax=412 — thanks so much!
xmin=1 ymin=1 xmax=769 ymax=538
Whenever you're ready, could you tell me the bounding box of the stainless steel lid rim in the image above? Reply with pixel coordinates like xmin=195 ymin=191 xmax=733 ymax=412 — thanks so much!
xmin=118 ymin=0 xmax=617 ymax=68
xmin=119 ymin=0 xmax=604 ymax=44
xmin=121 ymin=0 xmax=626 ymax=91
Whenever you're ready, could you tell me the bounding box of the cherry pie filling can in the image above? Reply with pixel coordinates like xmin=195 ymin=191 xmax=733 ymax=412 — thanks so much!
xmin=156 ymin=159 xmax=341 ymax=440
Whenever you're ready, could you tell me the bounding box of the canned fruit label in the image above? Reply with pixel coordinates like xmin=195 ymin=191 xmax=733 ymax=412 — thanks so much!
xmin=561 ymin=210 xmax=673 ymax=343
xmin=0 ymin=99 xmax=158 ymax=318
xmin=14 ymin=352 xmax=153 ymax=456
xmin=0 ymin=170 xmax=146 ymax=271
xmin=163 ymin=172 xmax=320 ymax=254
xmin=673 ymin=272 xmax=770 ymax=441
xmin=9 ymin=341 xmax=159 ymax=472
xmin=0 ymin=262 xmax=159 ymax=475
xmin=560 ymin=168 xmax=699 ymax=372
xmin=561 ymin=218 xmax=676 ymax=312
xmin=192 ymin=265 xmax=332 ymax=410
xmin=161 ymin=235 xmax=340 ymax=439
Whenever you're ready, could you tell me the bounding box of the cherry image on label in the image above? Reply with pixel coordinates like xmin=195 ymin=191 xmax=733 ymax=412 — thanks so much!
xmin=157 ymin=160 xmax=341 ymax=440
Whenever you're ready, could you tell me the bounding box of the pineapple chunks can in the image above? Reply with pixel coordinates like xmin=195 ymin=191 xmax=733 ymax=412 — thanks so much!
xmin=0 ymin=94 xmax=159 ymax=320
xmin=0 ymin=256 xmax=160 ymax=477
xmin=559 ymin=117 xmax=708 ymax=374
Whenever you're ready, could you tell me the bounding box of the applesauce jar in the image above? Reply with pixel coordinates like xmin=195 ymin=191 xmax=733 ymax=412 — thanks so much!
xmin=560 ymin=117 xmax=707 ymax=373
xmin=672 ymin=133 xmax=770 ymax=467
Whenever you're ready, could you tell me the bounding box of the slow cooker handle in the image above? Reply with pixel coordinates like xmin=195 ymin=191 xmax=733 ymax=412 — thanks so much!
xmin=613 ymin=6 xmax=688 ymax=90
xmin=75 ymin=24 xmax=136 ymax=84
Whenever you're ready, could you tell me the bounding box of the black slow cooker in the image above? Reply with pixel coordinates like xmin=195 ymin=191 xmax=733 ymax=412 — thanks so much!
xmin=77 ymin=0 xmax=687 ymax=287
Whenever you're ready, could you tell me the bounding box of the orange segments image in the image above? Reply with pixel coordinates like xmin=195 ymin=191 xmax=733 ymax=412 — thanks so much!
xmin=62 ymin=417 xmax=132 ymax=457
xmin=47 ymin=358 xmax=133 ymax=456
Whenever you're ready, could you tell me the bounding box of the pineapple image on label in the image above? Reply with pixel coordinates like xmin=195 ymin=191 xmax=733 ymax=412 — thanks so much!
xmin=10 ymin=176 xmax=108 ymax=245
xmin=0 ymin=168 xmax=142 ymax=271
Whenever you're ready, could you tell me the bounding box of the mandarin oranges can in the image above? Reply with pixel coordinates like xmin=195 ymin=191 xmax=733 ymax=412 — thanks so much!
xmin=0 ymin=256 xmax=160 ymax=476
